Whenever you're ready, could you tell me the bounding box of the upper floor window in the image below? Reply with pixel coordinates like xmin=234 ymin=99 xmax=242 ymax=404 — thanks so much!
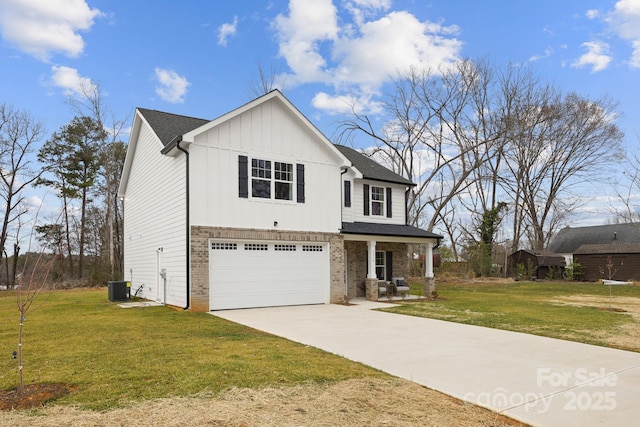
xmin=363 ymin=183 xmax=392 ymax=218
xmin=239 ymin=155 xmax=305 ymax=203
xmin=252 ymin=159 xmax=272 ymax=198
xmin=274 ymin=162 xmax=293 ymax=200
xmin=371 ymin=186 xmax=385 ymax=216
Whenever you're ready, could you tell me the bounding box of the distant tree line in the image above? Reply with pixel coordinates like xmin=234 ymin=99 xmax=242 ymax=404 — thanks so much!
xmin=0 ymin=84 xmax=127 ymax=289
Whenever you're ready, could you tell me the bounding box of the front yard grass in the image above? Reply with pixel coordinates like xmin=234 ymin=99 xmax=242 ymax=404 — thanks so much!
xmin=391 ymin=280 xmax=640 ymax=352
xmin=0 ymin=288 xmax=385 ymax=410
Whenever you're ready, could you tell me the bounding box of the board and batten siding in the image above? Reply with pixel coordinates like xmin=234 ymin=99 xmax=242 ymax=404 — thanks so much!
xmin=189 ymin=97 xmax=343 ymax=232
xmin=122 ymin=120 xmax=187 ymax=307
xmin=342 ymin=178 xmax=407 ymax=225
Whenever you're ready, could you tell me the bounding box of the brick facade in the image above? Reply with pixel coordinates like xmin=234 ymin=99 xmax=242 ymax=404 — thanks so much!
xmin=190 ymin=226 xmax=344 ymax=312
xmin=344 ymin=241 xmax=409 ymax=299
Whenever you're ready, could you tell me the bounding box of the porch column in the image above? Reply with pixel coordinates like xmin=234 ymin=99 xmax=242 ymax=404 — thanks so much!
xmin=367 ymin=240 xmax=377 ymax=279
xmin=365 ymin=240 xmax=379 ymax=300
xmin=425 ymin=242 xmax=434 ymax=278
xmin=424 ymin=242 xmax=436 ymax=299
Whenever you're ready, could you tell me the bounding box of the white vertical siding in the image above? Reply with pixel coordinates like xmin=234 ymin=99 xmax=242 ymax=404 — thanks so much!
xmin=189 ymin=98 xmax=343 ymax=233
xmin=122 ymin=121 xmax=187 ymax=307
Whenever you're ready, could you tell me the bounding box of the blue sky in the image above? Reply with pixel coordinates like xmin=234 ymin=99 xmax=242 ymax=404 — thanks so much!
xmin=1 ymin=0 xmax=639 ymax=228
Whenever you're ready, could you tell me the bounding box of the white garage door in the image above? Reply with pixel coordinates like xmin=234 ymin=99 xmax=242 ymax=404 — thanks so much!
xmin=209 ymin=239 xmax=329 ymax=310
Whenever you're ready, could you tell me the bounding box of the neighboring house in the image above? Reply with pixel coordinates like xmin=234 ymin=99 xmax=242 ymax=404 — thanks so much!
xmin=574 ymin=244 xmax=640 ymax=282
xmin=118 ymin=90 xmax=441 ymax=311
xmin=548 ymin=223 xmax=640 ymax=281
xmin=508 ymin=250 xmax=566 ymax=280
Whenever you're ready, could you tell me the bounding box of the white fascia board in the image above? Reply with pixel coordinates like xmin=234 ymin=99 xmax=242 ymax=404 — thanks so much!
xmin=118 ymin=110 xmax=145 ymax=198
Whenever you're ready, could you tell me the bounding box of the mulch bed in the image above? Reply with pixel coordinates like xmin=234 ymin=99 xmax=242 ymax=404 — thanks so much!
xmin=0 ymin=383 xmax=75 ymax=411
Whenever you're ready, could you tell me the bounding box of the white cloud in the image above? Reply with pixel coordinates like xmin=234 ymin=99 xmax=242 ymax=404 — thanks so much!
xmin=333 ymin=11 xmax=461 ymax=87
xmin=0 ymin=0 xmax=101 ymax=61
xmin=154 ymin=68 xmax=190 ymax=103
xmin=311 ymin=91 xmax=383 ymax=115
xmin=572 ymin=41 xmax=612 ymax=72
xmin=529 ymin=47 xmax=554 ymax=62
xmin=606 ymin=0 xmax=640 ymax=67
xmin=273 ymin=0 xmax=339 ymax=84
xmin=50 ymin=65 xmax=96 ymax=96
xmin=586 ymin=9 xmax=600 ymax=19
xmin=217 ymin=16 xmax=238 ymax=47
xmin=272 ymin=0 xmax=462 ymax=115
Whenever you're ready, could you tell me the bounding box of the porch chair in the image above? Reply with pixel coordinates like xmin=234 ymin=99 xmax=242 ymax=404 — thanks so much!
xmin=395 ymin=278 xmax=410 ymax=299
xmin=378 ymin=281 xmax=387 ymax=298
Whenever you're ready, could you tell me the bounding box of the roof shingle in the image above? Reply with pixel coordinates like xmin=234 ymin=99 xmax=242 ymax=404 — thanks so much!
xmin=334 ymin=145 xmax=414 ymax=186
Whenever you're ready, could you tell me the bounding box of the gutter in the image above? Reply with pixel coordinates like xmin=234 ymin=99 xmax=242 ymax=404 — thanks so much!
xmin=175 ymin=136 xmax=190 ymax=310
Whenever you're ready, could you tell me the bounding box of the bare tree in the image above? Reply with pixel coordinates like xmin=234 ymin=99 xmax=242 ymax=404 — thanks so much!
xmin=0 ymin=104 xmax=46 ymax=289
xmin=338 ymin=60 xmax=503 ymax=234
xmin=248 ymin=63 xmax=283 ymax=97
xmin=500 ymin=89 xmax=624 ymax=250
xmin=610 ymin=136 xmax=640 ymax=223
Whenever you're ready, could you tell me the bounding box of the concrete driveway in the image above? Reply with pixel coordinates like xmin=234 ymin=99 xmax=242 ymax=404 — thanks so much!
xmin=213 ymin=299 xmax=640 ymax=427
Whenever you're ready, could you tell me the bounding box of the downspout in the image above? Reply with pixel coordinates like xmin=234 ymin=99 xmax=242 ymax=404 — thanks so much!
xmin=176 ymin=137 xmax=190 ymax=310
xmin=405 ymin=188 xmax=411 ymax=225
xmin=340 ymin=167 xmax=349 ymax=299
xmin=340 ymin=167 xmax=348 ymax=225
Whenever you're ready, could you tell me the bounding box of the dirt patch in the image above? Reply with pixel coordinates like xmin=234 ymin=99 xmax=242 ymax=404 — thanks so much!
xmin=0 ymin=378 xmax=527 ymax=427
xmin=549 ymin=295 xmax=640 ymax=351
xmin=0 ymin=383 xmax=75 ymax=411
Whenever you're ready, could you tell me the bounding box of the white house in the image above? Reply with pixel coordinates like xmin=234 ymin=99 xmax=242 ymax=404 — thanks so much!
xmin=118 ymin=90 xmax=441 ymax=311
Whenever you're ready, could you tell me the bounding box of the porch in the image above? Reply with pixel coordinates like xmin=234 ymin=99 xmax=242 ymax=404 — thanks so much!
xmin=341 ymin=222 xmax=441 ymax=302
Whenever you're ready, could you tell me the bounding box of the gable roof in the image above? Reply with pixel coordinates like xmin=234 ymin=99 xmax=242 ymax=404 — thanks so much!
xmin=334 ymin=145 xmax=414 ymax=186
xmin=548 ymin=223 xmax=640 ymax=254
xmin=137 ymin=108 xmax=209 ymax=147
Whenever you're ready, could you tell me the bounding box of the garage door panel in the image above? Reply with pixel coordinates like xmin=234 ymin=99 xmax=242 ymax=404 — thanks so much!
xmin=209 ymin=240 xmax=329 ymax=310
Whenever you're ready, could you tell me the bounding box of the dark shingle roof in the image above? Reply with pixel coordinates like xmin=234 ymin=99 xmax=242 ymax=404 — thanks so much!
xmin=548 ymin=223 xmax=640 ymax=253
xmin=510 ymin=249 xmax=566 ymax=267
xmin=334 ymin=145 xmax=414 ymax=186
xmin=575 ymin=243 xmax=640 ymax=255
xmin=138 ymin=108 xmax=209 ymax=146
xmin=341 ymin=222 xmax=442 ymax=239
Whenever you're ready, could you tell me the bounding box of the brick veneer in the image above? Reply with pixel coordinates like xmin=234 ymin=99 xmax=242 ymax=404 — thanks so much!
xmin=189 ymin=226 xmax=344 ymax=312
xmin=344 ymin=241 xmax=409 ymax=300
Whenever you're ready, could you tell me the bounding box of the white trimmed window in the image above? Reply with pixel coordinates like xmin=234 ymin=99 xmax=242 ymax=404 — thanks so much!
xmin=371 ymin=186 xmax=385 ymax=216
xmin=274 ymin=162 xmax=293 ymax=200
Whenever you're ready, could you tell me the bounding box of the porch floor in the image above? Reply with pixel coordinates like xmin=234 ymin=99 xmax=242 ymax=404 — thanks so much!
xmin=376 ymin=294 xmax=424 ymax=302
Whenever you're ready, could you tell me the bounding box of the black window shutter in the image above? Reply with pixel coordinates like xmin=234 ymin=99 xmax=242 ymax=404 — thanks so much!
xmin=386 ymin=187 xmax=392 ymax=218
xmin=238 ymin=155 xmax=248 ymax=198
xmin=344 ymin=180 xmax=351 ymax=207
xmin=363 ymin=184 xmax=370 ymax=216
xmin=385 ymin=251 xmax=393 ymax=281
xmin=296 ymin=163 xmax=305 ymax=203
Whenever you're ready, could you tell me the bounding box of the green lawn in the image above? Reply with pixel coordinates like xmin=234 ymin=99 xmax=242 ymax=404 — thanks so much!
xmin=0 ymin=288 xmax=385 ymax=410
xmin=389 ymin=281 xmax=640 ymax=352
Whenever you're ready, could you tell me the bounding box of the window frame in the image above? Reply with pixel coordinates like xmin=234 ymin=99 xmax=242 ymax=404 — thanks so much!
xmin=244 ymin=156 xmax=301 ymax=202
xmin=274 ymin=161 xmax=294 ymax=201
xmin=371 ymin=185 xmax=385 ymax=216
xmin=375 ymin=250 xmax=386 ymax=280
